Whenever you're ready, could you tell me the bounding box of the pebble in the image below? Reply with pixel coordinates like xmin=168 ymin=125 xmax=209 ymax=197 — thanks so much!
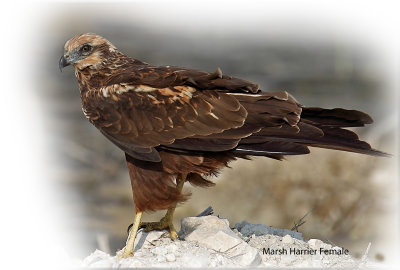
xmin=180 ymin=216 xmax=261 ymax=266
xmin=156 ymin=255 xmax=166 ymax=263
xmin=166 ymin=243 xmax=178 ymax=253
xmin=308 ymin=238 xmax=323 ymax=249
xmin=151 ymin=246 xmax=168 ymax=256
xmin=282 ymin=234 xmax=294 ymax=244
xmin=280 ymin=255 xmax=296 ymax=266
xmin=165 ymin=253 xmax=176 ymax=262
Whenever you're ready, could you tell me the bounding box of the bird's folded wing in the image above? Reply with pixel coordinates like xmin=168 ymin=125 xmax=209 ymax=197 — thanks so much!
xmin=83 ymin=83 xmax=250 ymax=161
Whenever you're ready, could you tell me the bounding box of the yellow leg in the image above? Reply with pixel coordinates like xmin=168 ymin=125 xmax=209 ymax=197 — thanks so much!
xmin=120 ymin=211 xmax=142 ymax=258
xmin=141 ymin=174 xmax=186 ymax=241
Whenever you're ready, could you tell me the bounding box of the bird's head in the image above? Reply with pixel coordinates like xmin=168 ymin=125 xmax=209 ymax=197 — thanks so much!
xmin=59 ymin=33 xmax=118 ymax=71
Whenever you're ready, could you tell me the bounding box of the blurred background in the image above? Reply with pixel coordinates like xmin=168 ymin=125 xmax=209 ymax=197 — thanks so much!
xmin=30 ymin=1 xmax=397 ymax=264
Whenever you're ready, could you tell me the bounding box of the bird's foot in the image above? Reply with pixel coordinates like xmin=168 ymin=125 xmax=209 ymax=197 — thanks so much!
xmin=119 ymin=211 xmax=143 ymax=258
xmin=140 ymin=209 xmax=178 ymax=241
xmin=121 ymin=175 xmax=185 ymax=258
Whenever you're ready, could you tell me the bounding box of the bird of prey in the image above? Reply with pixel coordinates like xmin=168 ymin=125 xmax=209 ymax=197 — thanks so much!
xmin=60 ymin=33 xmax=386 ymax=257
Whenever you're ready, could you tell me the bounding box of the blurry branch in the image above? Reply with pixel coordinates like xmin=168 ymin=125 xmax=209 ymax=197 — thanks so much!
xmin=291 ymin=207 xmax=314 ymax=231
xmin=196 ymin=206 xmax=214 ymax=217
xmin=360 ymin=242 xmax=372 ymax=267
xmin=324 ymin=238 xmax=337 ymax=247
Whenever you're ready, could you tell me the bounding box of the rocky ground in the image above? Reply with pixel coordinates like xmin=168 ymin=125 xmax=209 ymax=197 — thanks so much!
xmin=80 ymin=214 xmax=382 ymax=268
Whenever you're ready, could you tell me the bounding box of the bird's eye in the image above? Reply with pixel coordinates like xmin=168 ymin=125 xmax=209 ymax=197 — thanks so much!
xmin=81 ymin=44 xmax=92 ymax=54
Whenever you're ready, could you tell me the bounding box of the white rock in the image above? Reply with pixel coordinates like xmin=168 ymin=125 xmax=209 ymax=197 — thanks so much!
xmin=180 ymin=216 xmax=261 ymax=266
xmin=134 ymin=230 xmax=165 ymax=251
xmin=296 ymin=260 xmax=312 ymax=267
xmin=308 ymin=238 xmax=323 ymax=249
xmin=119 ymin=258 xmax=143 ymax=268
xmin=82 ymin=249 xmax=112 ymax=266
xmin=166 ymin=243 xmax=178 ymax=253
xmin=180 ymin=252 xmax=209 ymax=268
xmin=156 ymin=255 xmax=166 ymax=263
xmin=310 ymin=259 xmax=324 ymax=267
xmin=151 ymin=246 xmax=168 ymax=256
xmin=179 ymin=216 xmax=230 ymax=238
xmin=232 ymin=242 xmax=262 ymax=267
xmin=195 ymin=230 xmax=242 ymax=252
xmin=280 ymin=254 xmax=297 ymax=266
xmin=165 ymin=253 xmax=176 ymax=262
xmin=322 ymin=259 xmax=331 ymax=265
xmin=282 ymin=234 xmax=294 ymax=244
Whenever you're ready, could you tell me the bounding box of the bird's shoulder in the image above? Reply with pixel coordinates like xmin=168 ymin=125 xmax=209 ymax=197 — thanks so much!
xmin=102 ymin=62 xmax=260 ymax=93
xmin=80 ymin=61 xmax=259 ymax=116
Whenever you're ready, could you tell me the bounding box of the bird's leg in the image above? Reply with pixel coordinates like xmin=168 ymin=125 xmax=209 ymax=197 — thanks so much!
xmin=120 ymin=211 xmax=143 ymax=258
xmin=140 ymin=174 xmax=186 ymax=241
xmin=121 ymin=174 xmax=186 ymax=258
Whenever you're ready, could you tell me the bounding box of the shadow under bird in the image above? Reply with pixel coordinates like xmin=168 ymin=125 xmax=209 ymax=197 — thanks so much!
xmin=59 ymin=33 xmax=388 ymax=258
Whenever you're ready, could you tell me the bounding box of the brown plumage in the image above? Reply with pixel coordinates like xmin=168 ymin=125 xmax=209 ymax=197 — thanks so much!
xmin=60 ymin=33 xmax=386 ymax=245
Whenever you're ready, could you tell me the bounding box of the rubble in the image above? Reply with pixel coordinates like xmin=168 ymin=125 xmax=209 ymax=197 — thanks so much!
xmin=81 ymin=215 xmax=380 ymax=268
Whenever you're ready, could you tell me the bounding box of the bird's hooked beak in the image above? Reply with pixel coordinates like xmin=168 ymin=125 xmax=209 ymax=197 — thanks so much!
xmin=59 ymin=55 xmax=70 ymax=72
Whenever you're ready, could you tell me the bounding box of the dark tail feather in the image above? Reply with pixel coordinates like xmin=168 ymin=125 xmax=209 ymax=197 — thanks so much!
xmin=302 ymin=125 xmax=389 ymax=157
xmin=234 ymin=107 xmax=389 ymax=158
xmin=300 ymin=107 xmax=389 ymax=157
xmin=301 ymin=107 xmax=373 ymax=127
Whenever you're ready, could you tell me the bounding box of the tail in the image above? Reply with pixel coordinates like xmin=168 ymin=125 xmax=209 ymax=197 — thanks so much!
xmin=232 ymin=92 xmax=389 ymax=158
xmin=298 ymin=107 xmax=389 ymax=157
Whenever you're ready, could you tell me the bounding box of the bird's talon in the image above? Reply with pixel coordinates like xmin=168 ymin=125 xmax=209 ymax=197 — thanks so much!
xmin=141 ymin=216 xmax=178 ymax=241
xmin=170 ymin=230 xmax=178 ymax=241
xmin=118 ymin=251 xmax=133 ymax=259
